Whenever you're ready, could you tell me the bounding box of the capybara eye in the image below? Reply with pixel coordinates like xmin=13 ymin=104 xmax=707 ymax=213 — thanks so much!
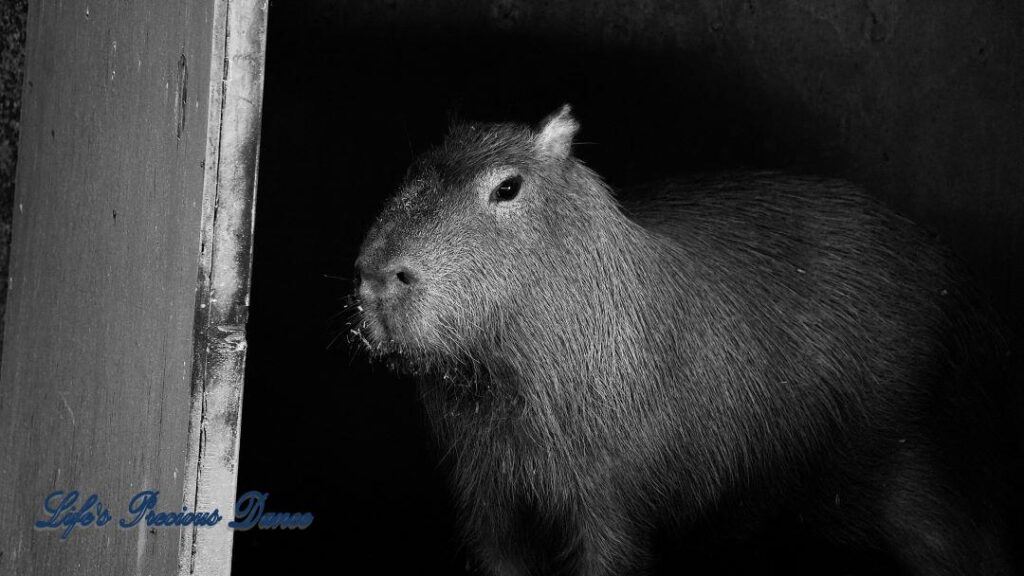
xmin=491 ymin=175 xmax=522 ymax=203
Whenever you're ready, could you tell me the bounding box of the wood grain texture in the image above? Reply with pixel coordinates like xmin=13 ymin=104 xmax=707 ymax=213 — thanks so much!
xmin=178 ymin=0 xmax=268 ymax=574
xmin=0 ymin=0 xmax=218 ymax=574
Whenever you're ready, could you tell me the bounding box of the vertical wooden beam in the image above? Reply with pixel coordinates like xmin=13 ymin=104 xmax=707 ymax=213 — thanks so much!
xmin=0 ymin=0 xmax=267 ymax=574
xmin=0 ymin=0 xmax=213 ymax=573
xmin=179 ymin=0 xmax=268 ymax=574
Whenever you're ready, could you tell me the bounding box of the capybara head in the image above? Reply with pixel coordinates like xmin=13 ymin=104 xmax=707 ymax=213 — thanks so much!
xmin=353 ymin=105 xmax=638 ymax=374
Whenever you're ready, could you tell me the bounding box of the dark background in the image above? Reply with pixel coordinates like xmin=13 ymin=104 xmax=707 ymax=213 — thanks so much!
xmin=230 ymin=0 xmax=1024 ymax=574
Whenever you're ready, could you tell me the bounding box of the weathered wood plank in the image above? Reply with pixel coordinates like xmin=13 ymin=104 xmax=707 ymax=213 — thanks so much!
xmin=0 ymin=0 xmax=267 ymax=574
xmin=179 ymin=0 xmax=268 ymax=574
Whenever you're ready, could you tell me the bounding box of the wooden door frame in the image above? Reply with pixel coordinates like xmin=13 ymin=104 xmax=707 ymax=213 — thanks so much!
xmin=0 ymin=0 xmax=268 ymax=573
xmin=179 ymin=0 xmax=268 ymax=574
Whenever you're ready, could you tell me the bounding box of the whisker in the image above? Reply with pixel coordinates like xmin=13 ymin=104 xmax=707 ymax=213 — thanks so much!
xmin=323 ymin=273 xmax=354 ymax=281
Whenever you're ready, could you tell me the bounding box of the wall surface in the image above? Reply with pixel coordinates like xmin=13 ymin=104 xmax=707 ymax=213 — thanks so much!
xmin=0 ymin=0 xmax=214 ymax=573
xmin=236 ymin=0 xmax=1023 ymax=573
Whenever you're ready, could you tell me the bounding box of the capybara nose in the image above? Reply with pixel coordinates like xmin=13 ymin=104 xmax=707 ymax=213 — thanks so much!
xmin=355 ymin=258 xmax=419 ymax=300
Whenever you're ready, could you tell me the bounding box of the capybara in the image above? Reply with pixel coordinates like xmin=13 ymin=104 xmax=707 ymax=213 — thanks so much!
xmin=351 ymin=105 xmax=1020 ymax=575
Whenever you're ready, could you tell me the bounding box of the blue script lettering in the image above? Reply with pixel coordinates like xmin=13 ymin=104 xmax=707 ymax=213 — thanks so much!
xmin=37 ymin=489 xmax=305 ymax=539
xmin=35 ymin=490 xmax=112 ymax=540
xmin=229 ymin=491 xmax=314 ymax=530
xmin=120 ymin=490 xmax=222 ymax=528
xmin=120 ymin=490 xmax=158 ymax=528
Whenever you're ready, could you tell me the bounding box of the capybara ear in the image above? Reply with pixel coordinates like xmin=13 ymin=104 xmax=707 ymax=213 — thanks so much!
xmin=534 ymin=104 xmax=579 ymax=160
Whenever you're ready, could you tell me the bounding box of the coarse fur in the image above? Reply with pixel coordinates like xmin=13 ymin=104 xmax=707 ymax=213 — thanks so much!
xmin=351 ymin=105 xmax=1021 ymax=575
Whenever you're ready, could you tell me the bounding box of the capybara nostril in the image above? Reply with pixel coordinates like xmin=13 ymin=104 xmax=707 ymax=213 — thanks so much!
xmin=394 ymin=266 xmax=417 ymax=286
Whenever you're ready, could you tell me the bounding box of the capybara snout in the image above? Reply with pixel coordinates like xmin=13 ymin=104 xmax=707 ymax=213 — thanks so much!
xmin=355 ymin=255 xmax=420 ymax=301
